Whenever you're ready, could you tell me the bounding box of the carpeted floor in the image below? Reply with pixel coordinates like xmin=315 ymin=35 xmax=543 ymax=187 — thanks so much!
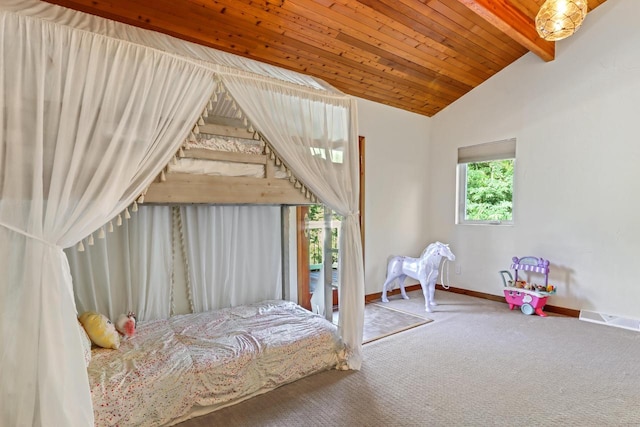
xmin=176 ymin=290 xmax=640 ymax=427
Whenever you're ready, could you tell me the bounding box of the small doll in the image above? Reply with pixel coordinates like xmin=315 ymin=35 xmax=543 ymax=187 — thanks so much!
xmin=115 ymin=311 xmax=137 ymax=338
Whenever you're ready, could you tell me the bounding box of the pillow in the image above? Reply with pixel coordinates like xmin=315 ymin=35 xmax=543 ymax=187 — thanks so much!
xmin=77 ymin=320 xmax=92 ymax=367
xmin=78 ymin=311 xmax=120 ymax=350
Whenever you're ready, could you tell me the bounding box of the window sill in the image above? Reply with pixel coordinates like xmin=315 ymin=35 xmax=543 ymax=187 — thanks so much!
xmin=457 ymin=221 xmax=513 ymax=226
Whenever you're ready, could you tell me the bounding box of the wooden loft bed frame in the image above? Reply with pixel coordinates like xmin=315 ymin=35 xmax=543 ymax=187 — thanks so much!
xmin=142 ymin=117 xmax=318 ymax=308
xmin=144 ymin=121 xmax=312 ymax=205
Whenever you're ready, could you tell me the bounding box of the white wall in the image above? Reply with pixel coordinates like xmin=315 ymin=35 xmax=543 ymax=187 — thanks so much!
xmin=357 ymin=97 xmax=431 ymax=295
xmin=427 ymin=0 xmax=640 ymax=318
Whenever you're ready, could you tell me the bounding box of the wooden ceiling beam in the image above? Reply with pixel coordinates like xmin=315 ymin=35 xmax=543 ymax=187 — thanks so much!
xmin=456 ymin=0 xmax=555 ymax=62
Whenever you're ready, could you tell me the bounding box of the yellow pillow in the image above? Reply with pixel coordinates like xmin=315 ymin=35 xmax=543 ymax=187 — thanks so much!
xmin=78 ymin=311 xmax=120 ymax=350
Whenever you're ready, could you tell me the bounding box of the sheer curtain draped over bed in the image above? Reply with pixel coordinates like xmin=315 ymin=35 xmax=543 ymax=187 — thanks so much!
xmin=66 ymin=205 xmax=283 ymax=320
xmin=1 ymin=0 xmax=364 ymax=425
xmin=222 ymin=76 xmax=364 ymax=368
xmin=181 ymin=205 xmax=283 ymax=312
xmin=0 ymin=5 xmax=216 ymax=426
xmin=66 ymin=206 xmax=174 ymax=322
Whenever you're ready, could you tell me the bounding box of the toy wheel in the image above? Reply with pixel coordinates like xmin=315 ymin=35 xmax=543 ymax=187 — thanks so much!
xmin=521 ymin=303 xmax=535 ymax=315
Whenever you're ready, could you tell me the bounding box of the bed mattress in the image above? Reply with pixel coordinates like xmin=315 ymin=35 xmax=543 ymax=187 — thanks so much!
xmin=167 ymin=158 xmax=266 ymax=177
xmin=88 ymin=300 xmax=346 ymax=426
xmin=185 ymin=135 xmax=263 ymax=154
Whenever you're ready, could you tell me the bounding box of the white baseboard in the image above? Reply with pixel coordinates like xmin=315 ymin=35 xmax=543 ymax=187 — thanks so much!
xmin=579 ymin=310 xmax=640 ymax=332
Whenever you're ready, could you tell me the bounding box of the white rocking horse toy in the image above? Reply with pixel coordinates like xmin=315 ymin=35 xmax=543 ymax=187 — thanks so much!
xmin=381 ymin=242 xmax=455 ymax=312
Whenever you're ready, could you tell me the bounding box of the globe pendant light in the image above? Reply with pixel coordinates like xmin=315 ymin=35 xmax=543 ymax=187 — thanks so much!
xmin=535 ymin=0 xmax=588 ymax=41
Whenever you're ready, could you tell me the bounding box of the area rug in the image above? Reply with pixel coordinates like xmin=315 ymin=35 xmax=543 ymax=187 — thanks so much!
xmin=362 ymin=303 xmax=432 ymax=344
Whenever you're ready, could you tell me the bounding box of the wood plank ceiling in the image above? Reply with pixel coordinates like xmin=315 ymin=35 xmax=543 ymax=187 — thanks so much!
xmin=44 ymin=0 xmax=606 ymax=117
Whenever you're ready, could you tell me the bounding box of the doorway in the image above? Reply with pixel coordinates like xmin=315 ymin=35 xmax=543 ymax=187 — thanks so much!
xmin=296 ymin=136 xmax=365 ymax=313
xmin=296 ymin=205 xmax=340 ymax=312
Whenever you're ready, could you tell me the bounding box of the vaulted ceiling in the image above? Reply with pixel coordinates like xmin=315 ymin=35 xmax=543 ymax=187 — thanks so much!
xmin=44 ymin=0 xmax=606 ymax=117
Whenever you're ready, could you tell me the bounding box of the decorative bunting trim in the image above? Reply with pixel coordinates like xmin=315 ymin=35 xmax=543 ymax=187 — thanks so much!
xmin=163 ymin=76 xmax=320 ymax=206
xmin=259 ymin=136 xmax=318 ymax=203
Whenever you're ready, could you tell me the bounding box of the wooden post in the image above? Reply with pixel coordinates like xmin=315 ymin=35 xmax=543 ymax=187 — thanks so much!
xmin=323 ymin=207 xmax=333 ymax=321
xmin=281 ymin=206 xmax=291 ymax=302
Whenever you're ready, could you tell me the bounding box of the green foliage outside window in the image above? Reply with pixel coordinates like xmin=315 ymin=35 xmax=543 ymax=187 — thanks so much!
xmin=465 ymin=159 xmax=513 ymax=221
xmin=307 ymin=205 xmax=341 ymax=266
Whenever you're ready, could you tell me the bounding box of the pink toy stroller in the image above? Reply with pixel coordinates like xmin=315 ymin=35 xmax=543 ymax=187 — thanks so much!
xmin=499 ymin=256 xmax=555 ymax=317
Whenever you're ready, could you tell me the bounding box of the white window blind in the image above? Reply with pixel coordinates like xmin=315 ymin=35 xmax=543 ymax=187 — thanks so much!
xmin=457 ymin=138 xmax=516 ymax=164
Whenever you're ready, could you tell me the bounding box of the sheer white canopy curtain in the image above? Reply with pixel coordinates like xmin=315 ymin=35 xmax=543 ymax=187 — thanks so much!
xmin=222 ymin=75 xmax=365 ymax=369
xmin=181 ymin=205 xmax=282 ymax=312
xmin=65 ymin=205 xmax=282 ymax=321
xmin=65 ymin=206 xmax=173 ymax=322
xmin=0 ymin=9 xmax=216 ymax=427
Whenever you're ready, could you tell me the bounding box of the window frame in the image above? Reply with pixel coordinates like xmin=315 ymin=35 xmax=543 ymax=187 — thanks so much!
xmin=456 ymin=139 xmax=516 ymax=226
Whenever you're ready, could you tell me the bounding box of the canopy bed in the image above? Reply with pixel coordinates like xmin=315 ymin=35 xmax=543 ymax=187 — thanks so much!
xmin=0 ymin=1 xmax=365 ymax=426
xmin=87 ymin=300 xmax=346 ymax=426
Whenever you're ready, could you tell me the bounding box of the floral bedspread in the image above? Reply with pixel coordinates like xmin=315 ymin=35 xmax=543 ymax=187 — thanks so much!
xmin=88 ymin=300 xmax=346 ymax=426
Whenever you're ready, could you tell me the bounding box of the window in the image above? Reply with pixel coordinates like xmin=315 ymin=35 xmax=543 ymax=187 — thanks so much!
xmin=309 ymin=146 xmax=344 ymax=163
xmin=457 ymin=138 xmax=515 ymax=225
